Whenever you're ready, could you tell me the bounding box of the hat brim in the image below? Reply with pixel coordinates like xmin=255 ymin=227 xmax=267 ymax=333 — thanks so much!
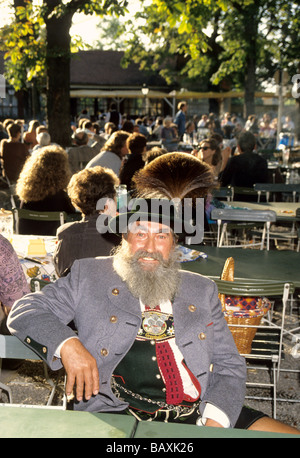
xmin=108 ymin=211 xmax=195 ymax=236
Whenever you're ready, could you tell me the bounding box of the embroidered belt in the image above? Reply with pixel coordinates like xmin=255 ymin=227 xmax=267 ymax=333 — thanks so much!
xmin=111 ymin=378 xmax=200 ymax=418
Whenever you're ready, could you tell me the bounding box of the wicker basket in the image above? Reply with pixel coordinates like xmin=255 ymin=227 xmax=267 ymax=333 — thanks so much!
xmin=219 ymin=257 xmax=263 ymax=355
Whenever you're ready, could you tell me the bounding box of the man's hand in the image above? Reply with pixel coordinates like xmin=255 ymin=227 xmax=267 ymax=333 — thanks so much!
xmin=60 ymin=338 xmax=100 ymax=401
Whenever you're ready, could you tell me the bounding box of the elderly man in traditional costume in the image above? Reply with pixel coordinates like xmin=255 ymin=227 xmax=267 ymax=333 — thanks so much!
xmin=7 ymin=154 xmax=299 ymax=434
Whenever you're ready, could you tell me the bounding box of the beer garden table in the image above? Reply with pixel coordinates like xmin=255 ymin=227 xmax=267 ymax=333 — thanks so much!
xmin=0 ymin=406 xmax=298 ymax=438
xmin=181 ymin=245 xmax=300 ymax=289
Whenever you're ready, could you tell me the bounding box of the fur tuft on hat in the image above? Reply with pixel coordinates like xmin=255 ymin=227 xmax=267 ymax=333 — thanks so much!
xmin=132 ymin=152 xmax=216 ymax=201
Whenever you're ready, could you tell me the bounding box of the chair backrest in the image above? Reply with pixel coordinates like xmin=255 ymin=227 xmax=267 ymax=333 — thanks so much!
xmin=254 ymin=183 xmax=300 ymax=202
xmin=211 ymin=208 xmax=276 ymax=250
xmin=254 ymin=183 xmax=300 ymax=193
xmin=257 ymin=149 xmax=277 ymax=160
xmin=13 ymin=208 xmax=65 ymax=233
xmin=212 ymin=186 xmax=233 ymax=201
xmin=64 ymin=212 xmax=82 ymax=223
xmin=211 ymin=207 xmax=277 ymax=223
xmin=214 ymin=279 xmax=293 ymax=299
xmin=232 ymin=186 xmax=258 ymax=200
xmin=30 ymin=277 xmax=52 ymax=292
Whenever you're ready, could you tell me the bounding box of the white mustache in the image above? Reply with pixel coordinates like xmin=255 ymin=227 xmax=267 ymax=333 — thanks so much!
xmin=134 ymin=250 xmax=164 ymax=262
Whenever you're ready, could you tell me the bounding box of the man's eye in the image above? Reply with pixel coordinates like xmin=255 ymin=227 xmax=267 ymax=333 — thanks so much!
xmin=136 ymin=231 xmax=147 ymax=238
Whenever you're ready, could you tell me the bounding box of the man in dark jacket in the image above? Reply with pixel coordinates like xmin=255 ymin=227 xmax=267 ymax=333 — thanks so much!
xmin=221 ymin=131 xmax=268 ymax=201
xmin=0 ymin=122 xmax=29 ymax=184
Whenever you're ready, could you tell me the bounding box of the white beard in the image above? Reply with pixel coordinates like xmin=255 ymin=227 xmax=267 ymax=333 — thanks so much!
xmin=112 ymin=241 xmax=181 ymax=307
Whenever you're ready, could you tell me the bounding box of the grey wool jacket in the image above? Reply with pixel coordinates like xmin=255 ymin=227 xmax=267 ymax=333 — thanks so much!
xmin=8 ymin=256 xmax=246 ymax=426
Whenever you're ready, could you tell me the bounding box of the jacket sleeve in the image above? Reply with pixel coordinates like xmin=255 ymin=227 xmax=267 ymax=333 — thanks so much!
xmin=199 ymin=281 xmax=247 ymax=427
xmin=53 ymin=233 xmax=72 ymax=278
xmin=7 ymin=260 xmax=82 ymax=370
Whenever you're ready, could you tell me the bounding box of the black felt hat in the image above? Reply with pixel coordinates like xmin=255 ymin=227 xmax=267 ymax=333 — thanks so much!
xmin=108 ymin=197 xmax=197 ymax=237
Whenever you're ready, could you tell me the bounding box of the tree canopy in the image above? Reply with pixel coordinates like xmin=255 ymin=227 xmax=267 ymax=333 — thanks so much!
xmin=0 ymin=0 xmax=128 ymax=146
xmin=120 ymin=0 xmax=300 ymax=117
xmin=0 ymin=0 xmax=299 ymax=131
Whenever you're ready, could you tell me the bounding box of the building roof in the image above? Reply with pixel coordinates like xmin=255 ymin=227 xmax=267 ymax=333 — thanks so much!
xmin=0 ymin=49 xmax=168 ymax=90
xmin=70 ymin=50 xmax=168 ymax=90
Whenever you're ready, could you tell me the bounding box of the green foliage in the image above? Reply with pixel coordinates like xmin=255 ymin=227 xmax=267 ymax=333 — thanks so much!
xmin=94 ymin=16 xmax=127 ymax=50
xmin=121 ymin=0 xmax=300 ymax=93
xmin=0 ymin=0 xmax=129 ymax=92
xmin=0 ymin=1 xmax=46 ymax=91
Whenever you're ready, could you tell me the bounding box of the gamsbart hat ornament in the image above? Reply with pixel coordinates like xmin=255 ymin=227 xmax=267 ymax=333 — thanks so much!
xmin=109 ymin=152 xmax=216 ymax=244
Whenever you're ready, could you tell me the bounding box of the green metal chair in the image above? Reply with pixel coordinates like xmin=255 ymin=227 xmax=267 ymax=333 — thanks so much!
xmin=212 ymin=186 xmax=234 ymax=202
xmin=215 ymin=278 xmax=294 ymax=419
xmin=254 ymin=183 xmax=300 ymax=203
xmin=254 ymin=184 xmax=300 ymax=249
xmin=64 ymin=212 xmax=82 ymax=223
xmin=0 ymin=279 xmax=66 ymax=408
xmin=30 ymin=278 xmax=53 ymax=292
xmin=0 ymin=335 xmax=65 ymax=408
xmin=13 ymin=208 xmax=66 ymax=234
xmin=211 ymin=207 xmax=277 ymax=250
xmin=232 ymin=186 xmax=259 ymax=201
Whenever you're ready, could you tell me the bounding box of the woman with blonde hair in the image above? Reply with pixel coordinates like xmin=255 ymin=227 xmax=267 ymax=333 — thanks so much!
xmin=16 ymin=145 xmax=75 ymax=235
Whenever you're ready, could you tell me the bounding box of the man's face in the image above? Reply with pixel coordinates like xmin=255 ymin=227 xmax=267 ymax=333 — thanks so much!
xmin=113 ymin=220 xmax=180 ymax=306
xmin=126 ymin=220 xmax=174 ymax=271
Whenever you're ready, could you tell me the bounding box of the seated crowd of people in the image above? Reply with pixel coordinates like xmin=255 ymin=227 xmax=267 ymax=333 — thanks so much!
xmin=0 ymin=105 xmax=286 ymax=246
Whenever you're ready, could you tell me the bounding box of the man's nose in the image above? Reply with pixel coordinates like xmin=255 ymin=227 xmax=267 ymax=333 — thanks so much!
xmin=144 ymin=234 xmax=155 ymax=252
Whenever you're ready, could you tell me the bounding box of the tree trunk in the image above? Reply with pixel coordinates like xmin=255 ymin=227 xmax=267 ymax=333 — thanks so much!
xmin=244 ymin=53 xmax=256 ymax=119
xmin=44 ymin=1 xmax=73 ymax=148
xmin=243 ymin=8 xmax=258 ymax=119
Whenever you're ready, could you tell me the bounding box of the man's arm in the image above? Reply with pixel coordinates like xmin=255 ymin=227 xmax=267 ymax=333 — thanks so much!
xmin=8 ymin=261 xmax=82 ymax=370
xmin=200 ymin=281 xmax=247 ymax=427
xmin=8 ymin=260 xmax=102 ymax=401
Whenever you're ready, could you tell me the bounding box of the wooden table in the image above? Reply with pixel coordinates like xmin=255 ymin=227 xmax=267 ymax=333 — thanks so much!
xmin=181 ymin=245 xmax=300 ymax=288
